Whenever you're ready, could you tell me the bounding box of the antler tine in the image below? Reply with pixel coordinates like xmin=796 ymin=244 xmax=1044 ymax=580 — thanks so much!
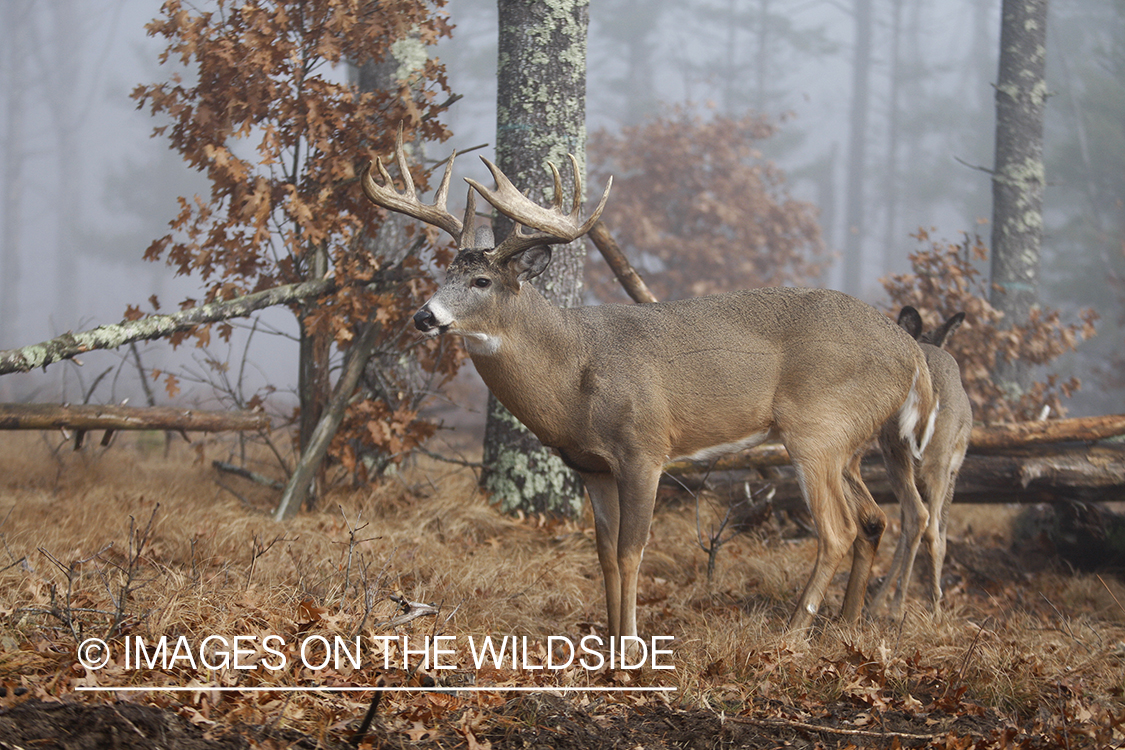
xmin=392 ymin=123 xmax=415 ymax=197
xmin=360 ymin=124 xmax=464 ymax=242
xmin=547 ymin=161 xmax=565 ymax=213
xmin=466 ymin=155 xmax=612 ymax=263
xmin=459 ymin=186 xmax=478 ymax=250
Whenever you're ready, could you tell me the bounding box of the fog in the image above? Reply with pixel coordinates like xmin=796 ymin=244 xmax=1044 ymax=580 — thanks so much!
xmin=0 ymin=0 xmax=1119 ymax=417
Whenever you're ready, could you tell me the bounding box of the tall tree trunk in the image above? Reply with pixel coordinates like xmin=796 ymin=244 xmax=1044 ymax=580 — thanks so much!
xmin=482 ymin=0 xmax=589 ymax=518
xmin=42 ymin=0 xmax=82 ymax=331
xmin=880 ymin=0 xmax=903 ymax=278
xmin=1 ymin=1 xmax=32 ymax=354
xmin=842 ymin=0 xmax=873 ymax=296
xmin=989 ymin=0 xmax=1048 ymax=394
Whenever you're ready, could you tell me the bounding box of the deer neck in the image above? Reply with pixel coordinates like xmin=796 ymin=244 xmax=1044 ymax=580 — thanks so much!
xmin=467 ymin=286 xmax=584 ymax=447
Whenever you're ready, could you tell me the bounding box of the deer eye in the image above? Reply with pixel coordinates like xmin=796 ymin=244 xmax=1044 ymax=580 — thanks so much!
xmin=471 ymin=277 xmax=492 ymax=289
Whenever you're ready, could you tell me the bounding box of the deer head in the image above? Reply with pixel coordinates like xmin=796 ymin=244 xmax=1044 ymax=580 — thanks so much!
xmin=361 ymin=126 xmax=611 ymax=354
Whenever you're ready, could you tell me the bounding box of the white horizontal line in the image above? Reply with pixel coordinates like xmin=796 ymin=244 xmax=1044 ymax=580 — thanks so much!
xmin=75 ymin=685 xmax=677 ymax=693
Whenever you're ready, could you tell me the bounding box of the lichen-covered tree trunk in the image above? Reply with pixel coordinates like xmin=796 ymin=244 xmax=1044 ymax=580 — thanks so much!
xmin=481 ymin=0 xmax=590 ymax=518
xmin=989 ymin=0 xmax=1048 ymax=395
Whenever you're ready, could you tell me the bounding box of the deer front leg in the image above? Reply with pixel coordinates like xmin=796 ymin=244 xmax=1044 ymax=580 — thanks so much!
xmin=582 ymin=472 xmax=622 ymax=639
xmin=614 ymin=462 xmax=661 ymax=641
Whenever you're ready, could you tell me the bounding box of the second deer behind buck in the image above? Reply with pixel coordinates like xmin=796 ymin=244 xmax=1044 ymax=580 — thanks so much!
xmin=361 ymin=129 xmax=939 ymax=638
xmin=870 ymin=307 xmax=972 ymax=620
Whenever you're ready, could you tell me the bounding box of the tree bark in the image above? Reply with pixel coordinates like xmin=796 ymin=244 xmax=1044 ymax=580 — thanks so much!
xmin=0 ymin=279 xmax=335 ymax=376
xmin=481 ymin=0 xmax=590 ymax=518
xmin=0 ymin=403 xmax=268 ymax=432
xmin=989 ymin=0 xmax=1048 ymax=394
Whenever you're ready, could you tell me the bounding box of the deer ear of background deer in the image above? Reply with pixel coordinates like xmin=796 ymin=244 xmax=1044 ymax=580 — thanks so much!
xmin=923 ymin=311 xmax=966 ymax=349
xmin=897 ymin=306 xmax=924 ymax=340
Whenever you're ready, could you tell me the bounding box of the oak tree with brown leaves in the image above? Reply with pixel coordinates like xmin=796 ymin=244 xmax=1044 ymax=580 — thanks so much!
xmin=882 ymin=230 xmax=1097 ymax=424
xmin=587 ymin=109 xmax=824 ymax=302
xmin=132 ymin=0 xmax=463 ymax=493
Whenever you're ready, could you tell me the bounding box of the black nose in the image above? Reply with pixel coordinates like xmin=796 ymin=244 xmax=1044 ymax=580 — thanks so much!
xmin=413 ymin=308 xmax=437 ymax=332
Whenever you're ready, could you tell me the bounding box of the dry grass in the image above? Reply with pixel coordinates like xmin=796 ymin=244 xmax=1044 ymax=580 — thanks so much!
xmin=1 ymin=431 xmax=1123 ymax=740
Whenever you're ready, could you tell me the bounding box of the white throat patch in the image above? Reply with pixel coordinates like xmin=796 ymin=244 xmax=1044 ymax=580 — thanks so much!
xmin=462 ymin=332 xmax=501 ymax=355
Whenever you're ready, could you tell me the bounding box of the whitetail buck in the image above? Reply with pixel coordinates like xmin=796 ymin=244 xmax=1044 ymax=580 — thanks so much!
xmin=870 ymin=307 xmax=971 ymax=620
xmin=362 ymin=130 xmax=938 ymax=637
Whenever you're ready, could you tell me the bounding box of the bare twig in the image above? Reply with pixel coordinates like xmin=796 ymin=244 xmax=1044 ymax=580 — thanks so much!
xmin=212 ymin=460 xmax=285 ymax=491
xmin=729 ymin=715 xmax=943 ymax=742
xmin=379 ymin=595 xmax=439 ymax=628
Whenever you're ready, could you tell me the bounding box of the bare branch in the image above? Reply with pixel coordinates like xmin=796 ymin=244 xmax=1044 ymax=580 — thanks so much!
xmin=0 ymin=278 xmax=335 ymax=375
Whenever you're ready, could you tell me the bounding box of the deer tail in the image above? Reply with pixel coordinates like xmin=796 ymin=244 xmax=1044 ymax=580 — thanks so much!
xmin=897 ymin=364 xmax=938 ymax=461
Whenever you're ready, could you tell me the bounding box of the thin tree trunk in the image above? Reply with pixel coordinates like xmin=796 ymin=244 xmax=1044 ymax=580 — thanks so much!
xmin=1 ymin=1 xmax=31 ymax=353
xmin=880 ymin=0 xmax=903 ymax=277
xmin=275 ymin=320 xmax=380 ymax=520
xmin=588 ymin=221 xmax=658 ymax=304
xmin=297 ymin=244 xmax=331 ymax=476
xmin=842 ymin=0 xmax=873 ymax=296
xmin=989 ymin=0 xmax=1048 ymax=394
xmin=483 ymin=0 xmax=590 ymax=518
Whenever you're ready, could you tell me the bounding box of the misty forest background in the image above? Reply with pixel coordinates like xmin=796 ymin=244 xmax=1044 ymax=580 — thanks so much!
xmin=0 ymin=0 xmax=1121 ymax=425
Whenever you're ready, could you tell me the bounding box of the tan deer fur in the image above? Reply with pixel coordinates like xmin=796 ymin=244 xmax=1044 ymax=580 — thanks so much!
xmin=362 ymin=130 xmax=939 ymax=639
xmin=870 ymin=307 xmax=971 ymax=620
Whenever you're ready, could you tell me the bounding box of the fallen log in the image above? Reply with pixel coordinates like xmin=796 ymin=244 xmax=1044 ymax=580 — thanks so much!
xmin=968 ymin=413 xmax=1125 ymax=450
xmin=669 ymin=444 xmax=1125 ymax=511
xmin=663 ymin=414 xmax=1125 ymax=476
xmin=0 ymin=403 xmax=269 ymax=432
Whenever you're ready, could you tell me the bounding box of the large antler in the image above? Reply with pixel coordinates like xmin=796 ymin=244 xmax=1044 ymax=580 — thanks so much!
xmin=466 ymin=155 xmax=612 ymax=263
xmin=361 ymin=124 xmax=478 ymax=248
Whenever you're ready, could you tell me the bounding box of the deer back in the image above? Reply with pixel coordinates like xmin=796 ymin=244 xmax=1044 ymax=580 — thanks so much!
xmin=463 ymin=285 xmax=934 ymax=471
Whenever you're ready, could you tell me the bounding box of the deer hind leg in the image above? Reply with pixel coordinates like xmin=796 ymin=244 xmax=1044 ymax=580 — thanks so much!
xmin=840 ymin=451 xmax=887 ymax=624
xmin=787 ymin=452 xmax=859 ymax=632
xmin=918 ymin=455 xmax=959 ymax=619
xmin=582 ymin=472 xmax=623 ymax=639
xmin=869 ymin=429 xmax=928 ymax=619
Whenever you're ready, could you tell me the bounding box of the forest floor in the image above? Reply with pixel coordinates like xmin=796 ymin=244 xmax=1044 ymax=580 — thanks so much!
xmin=0 ymin=431 xmax=1122 ymax=749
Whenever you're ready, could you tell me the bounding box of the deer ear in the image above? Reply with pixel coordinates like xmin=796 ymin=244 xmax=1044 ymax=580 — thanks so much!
xmin=896 ymin=306 xmax=923 ymax=341
xmin=928 ymin=312 xmax=966 ymax=349
xmin=509 ymin=245 xmax=552 ymax=284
